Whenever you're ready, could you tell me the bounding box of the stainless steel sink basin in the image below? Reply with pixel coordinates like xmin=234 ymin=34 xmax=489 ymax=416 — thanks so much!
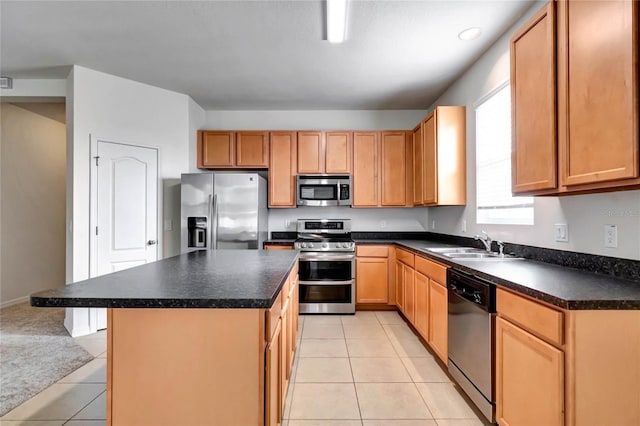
xmin=445 ymin=252 xmax=523 ymax=260
xmin=423 ymin=247 xmax=481 ymax=254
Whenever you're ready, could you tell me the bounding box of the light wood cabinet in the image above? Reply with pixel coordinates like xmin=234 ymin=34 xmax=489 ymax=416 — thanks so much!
xmin=414 ymin=272 xmax=429 ymax=341
xmin=395 ymin=260 xmax=404 ymax=312
xmin=415 ymin=107 xmax=466 ymax=206
xmin=558 ymin=0 xmax=638 ymax=189
xmin=395 ymin=248 xmax=415 ymax=320
xmin=198 ymin=131 xmax=268 ymax=169
xmin=403 ymin=265 xmax=415 ymax=324
xmin=511 ymin=1 xmax=557 ymax=193
xmin=266 ymin=319 xmax=282 ymax=426
xmin=265 ymin=244 xmax=294 ymax=251
xmin=325 ymin=131 xmax=352 ymax=174
xmin=269 ymin=132 xmax=297 ymax=207
xmin=412 ymin=123 xmax=424 ymax=205
xmin=496 ymin=316 xmax=564 ymax=426
xmin=428 ymin=279 xmax=448 ymax=364
xmin=198 ymin=131 xmax=235 ymax=168
xmin=356 ymin=258 xmax=389 ymax=304
xmin=511 ymin=0 xmax=640 ymax=195
xmin=297 ymin=131 xmax=323 ymax=173
xmin=353 ymin=132 xmax=380 ymax=207
xmin=381 ymin=131 xmax=412 ymax=207
xmin=236 ymin=131 xmax=269 ymax=167
xmin=356 ymin=245 xmax=390 ymax=305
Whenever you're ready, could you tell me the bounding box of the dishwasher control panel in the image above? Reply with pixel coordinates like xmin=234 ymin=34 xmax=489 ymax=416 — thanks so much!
xmin=447 ymin=269 xmax=496 ymax=312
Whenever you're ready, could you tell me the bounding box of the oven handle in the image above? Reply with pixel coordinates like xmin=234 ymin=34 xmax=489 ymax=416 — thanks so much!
xmin=299 ymin=280 xmax=355 ymax=286
xmin=299 ymin=254 xmax=355 ymax=261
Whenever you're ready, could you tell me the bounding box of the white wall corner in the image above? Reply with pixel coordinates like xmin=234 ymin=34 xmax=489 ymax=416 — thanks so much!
xmin=64 ymin=307 xmax=93 ymax=337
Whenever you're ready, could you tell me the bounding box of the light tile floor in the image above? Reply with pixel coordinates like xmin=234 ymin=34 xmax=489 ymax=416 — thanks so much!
xmin=1 ymin=312 xmax=488 ymax=426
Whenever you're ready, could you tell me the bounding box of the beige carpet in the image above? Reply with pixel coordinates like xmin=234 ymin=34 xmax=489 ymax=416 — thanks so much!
xmin=0 ymin=302 xmax=94 ymax=416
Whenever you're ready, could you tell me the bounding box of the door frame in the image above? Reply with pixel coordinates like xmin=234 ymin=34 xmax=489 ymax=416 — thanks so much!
xmin=88 ymin=135 xmax=160 ymax=331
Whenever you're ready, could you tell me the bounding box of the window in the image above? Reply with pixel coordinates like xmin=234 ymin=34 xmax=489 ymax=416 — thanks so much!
xmin=476 ymin=83 xmax=533 ymax=225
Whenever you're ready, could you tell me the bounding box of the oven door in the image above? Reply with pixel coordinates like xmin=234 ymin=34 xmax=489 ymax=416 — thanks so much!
xmin=298 ymin=253 xmax=355 ymax=314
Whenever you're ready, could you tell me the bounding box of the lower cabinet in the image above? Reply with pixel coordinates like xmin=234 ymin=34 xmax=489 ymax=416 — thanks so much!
xmin=355 ymin=245 xmax=392 ymax=305
xmin=413 ymin=272 xmax=429 ymax=340
xmin=265 ymin=265 xmax=298 ymax=426
xmin=264 ymin=244 xmax=294 ymax=250
xmin=396 ymin=260 xmax=405 ymax=312
xmin=428 ymin=279 xmax=448 ymax=363
xmin=495 ymin=316 xmax=564 ymax=426
xmin=403 ymin=265 xmax=415 ymax=324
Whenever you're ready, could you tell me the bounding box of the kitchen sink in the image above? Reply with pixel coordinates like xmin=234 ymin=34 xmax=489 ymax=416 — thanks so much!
xmin=423 ymin=247 xmax=482 ymax=254
xmin=445 ymin=252 xmax=523 ymax=260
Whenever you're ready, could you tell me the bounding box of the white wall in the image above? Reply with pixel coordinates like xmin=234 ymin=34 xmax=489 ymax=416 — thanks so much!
xmin=66 ymin=66 xmax=194 ymax=334
xmin=427 ymin=1 xmax=640 ymax=261
xmin=203 ymin=110 xmax=428 ymax=131
xmin=1 ymin=103 xmax=66 ymax=306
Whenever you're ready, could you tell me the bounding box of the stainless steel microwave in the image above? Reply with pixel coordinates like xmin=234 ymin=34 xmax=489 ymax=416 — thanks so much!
xmin=296 ymin=175 xmax=352 ymax=207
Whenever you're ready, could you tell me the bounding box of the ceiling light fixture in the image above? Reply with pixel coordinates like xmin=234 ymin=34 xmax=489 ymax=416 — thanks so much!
xmin=458 ymin=27 xmax=482 ymax=41
xmin=327 ymin=0 xmax=348 ymax=43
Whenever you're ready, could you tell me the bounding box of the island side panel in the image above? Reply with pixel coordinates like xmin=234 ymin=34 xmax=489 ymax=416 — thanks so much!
xmin=107 ymin=308 xmax=264 ymax=426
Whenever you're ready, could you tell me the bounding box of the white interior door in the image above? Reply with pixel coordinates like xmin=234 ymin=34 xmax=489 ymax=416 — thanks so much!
xmin=93 ymin=141 xmax=158 ymax=329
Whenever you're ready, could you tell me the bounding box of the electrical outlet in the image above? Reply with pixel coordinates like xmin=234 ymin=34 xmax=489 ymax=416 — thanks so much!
xmin=284 ymin=219 xmax=291 ymax=229
xmin=462 ymin=220 xmax=467 ymax=233
xmin=554 ymin=223 xmax=568 ymax=242
xmin=431 ymin=220 xmax=436 ymax=230
xmin=379 ymin=220 xmax=387 ymax=229
xmin=604 ymin=224 xmax=618 ymax=248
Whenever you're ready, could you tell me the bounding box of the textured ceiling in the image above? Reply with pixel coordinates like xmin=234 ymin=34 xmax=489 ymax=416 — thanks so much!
xmin=0 ymin=0 xmax=535 ymax=110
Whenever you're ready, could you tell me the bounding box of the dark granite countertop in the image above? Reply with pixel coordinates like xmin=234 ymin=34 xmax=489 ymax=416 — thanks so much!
xmin=31 ymin=250 xmax=299 ymax=309
xmin=355 ymin=239 xmax=640 ymax=310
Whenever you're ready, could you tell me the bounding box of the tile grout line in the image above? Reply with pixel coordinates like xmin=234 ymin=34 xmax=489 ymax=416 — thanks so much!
xmin=343 ymin=314 xmax=363 ymax=423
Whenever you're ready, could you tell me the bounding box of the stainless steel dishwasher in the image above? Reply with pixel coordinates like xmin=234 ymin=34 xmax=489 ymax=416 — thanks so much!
xmin=447 ymin=269 xmax=496 ymax=423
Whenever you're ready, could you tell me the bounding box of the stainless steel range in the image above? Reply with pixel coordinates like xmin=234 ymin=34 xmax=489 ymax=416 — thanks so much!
xmin=294 ymin=219 xmax=355 ymax=314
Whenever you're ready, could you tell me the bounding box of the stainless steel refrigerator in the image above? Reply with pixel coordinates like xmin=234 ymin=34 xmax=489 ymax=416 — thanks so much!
xmin=180 ymin=173 xmax=268 ymax=252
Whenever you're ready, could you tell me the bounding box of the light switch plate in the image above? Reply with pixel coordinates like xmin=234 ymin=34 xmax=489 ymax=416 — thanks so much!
xmin=554 ymin=224 xmax=568 ymax=242
xmin=164 ymin=220 xmax=173 ymax=231
xmin=604 ymin=224 xmax=618 ymax=248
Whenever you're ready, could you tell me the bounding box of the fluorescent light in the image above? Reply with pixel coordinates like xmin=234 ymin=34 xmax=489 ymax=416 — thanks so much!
xmin=327 ymin=0 xmax=347 ymax=43
xmin=458 ymin=27 xmax=482 ymax=41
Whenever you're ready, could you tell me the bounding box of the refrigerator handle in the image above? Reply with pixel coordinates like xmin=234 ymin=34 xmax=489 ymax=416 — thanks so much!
xmin=212 ymin=193 xmax=219 ymax=250
xmin=207 ymin=194 xmax=213 ymax=249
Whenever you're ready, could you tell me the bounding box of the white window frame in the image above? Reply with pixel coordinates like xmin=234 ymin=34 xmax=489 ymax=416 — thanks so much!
xmin=475 ymin=81 xmax=534 ymax=226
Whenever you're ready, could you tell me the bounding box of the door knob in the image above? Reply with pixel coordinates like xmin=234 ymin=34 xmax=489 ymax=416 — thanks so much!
xmin=147 ymin=240 xmax=157 ymax=245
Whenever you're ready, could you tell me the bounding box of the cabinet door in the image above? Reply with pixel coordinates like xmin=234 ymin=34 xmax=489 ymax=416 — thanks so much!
xmin=558 ymin=0 xmax=638 ymax=186
xmin=287 ymin=286 xmax=295 ymax=378
xmin=356 ymin=258 xmax=389 ymax=304
xmin=381 ymin=131 xmax=408 ymax=206
xmin=198 ymin=131 xmax=234 ymax=168
xmin=325 ymin=132 xmax=352 ymax=174
xmin=280 ymin=298 xmax=290 ymax=401
xmin=297 ymin=132 xmax=323 ymax=173
xmin=428 ymin=279 xmax=447 ymax=363
xmin=353 ymin=132 xmax=380 ymax=207
xmin=265 ymin=245 xmax=294 ymax=251
xmin=403 ymin=265 xmax=415 ymax=324
xmin=269 ymin=132 xmax=297 ymax=207
xmin=236 ymin=131 xmax=269 ymax=167
xmin=413 ymin=124 xmax=424 ymax=205
xmin=414 ymin=272 xmax=429 ymax=341
xmin=511 ymin=2 xmax=557 ymax=193
xmin=496 ymin=317 xmax=564 ymax=426
xmin=266 ymin=320 xmax=282 ymax=426
xmin=422 ymin=114 xmax=437 ymax=205
xmin=395 ymin=261 xmax=404 ymax=312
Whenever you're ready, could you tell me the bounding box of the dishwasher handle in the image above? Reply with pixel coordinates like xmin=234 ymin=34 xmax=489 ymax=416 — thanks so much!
xmin=448 ymin=269 xmax=496 ymax=313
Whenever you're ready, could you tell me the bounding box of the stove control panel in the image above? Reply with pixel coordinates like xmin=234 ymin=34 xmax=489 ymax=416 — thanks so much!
xmin=294 ymin=241 xmax=355 ymax=252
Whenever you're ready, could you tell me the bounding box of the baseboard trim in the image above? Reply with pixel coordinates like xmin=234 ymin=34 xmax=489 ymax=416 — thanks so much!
xmin=0 ymin=295 xmax=30 ymax=309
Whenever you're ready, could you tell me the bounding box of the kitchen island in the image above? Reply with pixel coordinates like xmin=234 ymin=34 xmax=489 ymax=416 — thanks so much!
xmin=32 ymin=250 xmax=300 ymax=426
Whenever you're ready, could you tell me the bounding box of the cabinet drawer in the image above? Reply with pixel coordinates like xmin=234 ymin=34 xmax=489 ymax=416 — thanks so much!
xmin=415 ymin=256 xmax=447 ymax=284
xmin=266 ymin=291 xmax=283 ymax=340
xmin=356 ymin=245 xmax=389 ymax=257
xmin=497 ymin=288 xmax=564 ymax=347
xmin=396 ymin=248 xmax=415 ymax=267
xmin=265 ymin=244 xmax=294 ymax=250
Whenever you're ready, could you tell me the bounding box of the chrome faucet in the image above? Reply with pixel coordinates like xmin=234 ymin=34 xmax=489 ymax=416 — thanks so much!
xmin=475 ymin=231 xmax=493 ymax=252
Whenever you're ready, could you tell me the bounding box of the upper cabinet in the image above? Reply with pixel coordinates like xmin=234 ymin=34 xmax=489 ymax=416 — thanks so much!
xmin=353 ymin=131 xmax=413 ymax=208
xmin=198 ymin=131 xmax=268 ymax=169
xmin=269 ymin=132 xmax=297 ymax=208
xmin=511 ymin=0 xmax=639 ymax=195
xmin=325 ymin=132 xmax=352 ymax=174
xmin=414 ymin=107 xmax=467 ymax=206
xmin=296 ymin=131 xmax=352 ymax=174
xmin=510 ymin=1 xmax=557 ymax=193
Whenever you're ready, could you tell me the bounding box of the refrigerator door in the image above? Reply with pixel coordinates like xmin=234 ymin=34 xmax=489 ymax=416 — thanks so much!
xmin=214 ymin=173 xmax=261 ymax=249
xmin=180 ymin=173 xmax=214 ymax=253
